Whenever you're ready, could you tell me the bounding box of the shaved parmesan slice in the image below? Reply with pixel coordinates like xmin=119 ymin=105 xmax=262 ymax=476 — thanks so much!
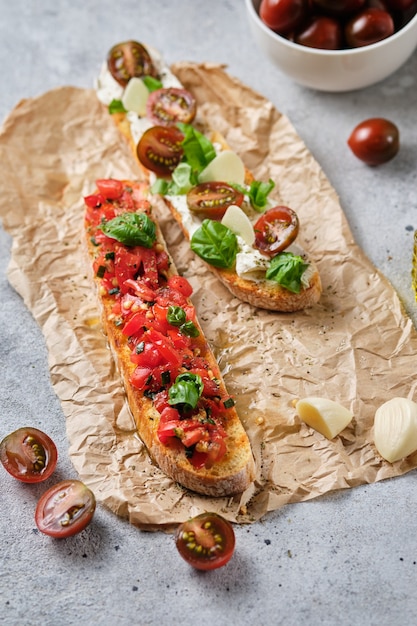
xmin=374 ymin=397 xmax=417 ymax=463
xmin=199 ymin=150 xmax=245 ymax=185
xmin=122 ymin=77 xmax=149 ymax=115
xmin=221 ymin=205 xmax=255 ymax=246
xmin=296 ymin=397 xmax=353 ymax=439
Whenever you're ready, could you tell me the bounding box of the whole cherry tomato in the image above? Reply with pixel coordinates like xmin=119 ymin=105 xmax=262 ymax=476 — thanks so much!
xmin=35 ymin=480 xmax=96 ymax=538
xmin=187 ymin=182 xmax=244 ymax=220
xmin=347 ymin=118 xmax=400 ymax=166
xmin=107 ymin=41 xmax=158 ymax=87
xmin=175 ymin=512 xmax=235 ymax=570
xmin=253 ymin=206 xmax=299 ymax=257
xmin=146 ymin=88 xmax=197 ymax=127
xmin=0 ymin=427 xmax=58 ymax=483
xmin=137 ymin=126 xmax=184 ymax=178
xmin=385 ymin=0 xmax=416 ymax=9
xmin=311 ymin=0 xmax=366 ymax=15
xmin=295 ymin=16 xmax=343 ymax=49
xmin=345 ymin=8 xmax=395 ymax=47
xmin=259 ymin=0 xmax=308 ymax=34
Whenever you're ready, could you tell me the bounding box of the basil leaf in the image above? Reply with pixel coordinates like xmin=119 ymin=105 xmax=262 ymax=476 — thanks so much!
xmin=190 ymin=219 xmax=238 ymax=269
xmin=101 ymin=213 xmax=156 ymax=248
xmin=108 ymin=99 xmax=127 ymax=114
xmin=167 ymin=305 xmax=186 ymax=326
xmin=151 ymin=178 xmax=170 ymax=196
xmin=249 ymin=179 xmax=275 ymax=212
xmin=168 ymin=373 xmax=203 ymax=411
xmin=142 ymin=76 xmax=163 ymax=92
xmin=177 ymin=123 xmax=216 ymax=174
xmin=180 ymin=320 xmax=200 ymax=338
xmin=265 ymin=252 xmax=308 ymax=293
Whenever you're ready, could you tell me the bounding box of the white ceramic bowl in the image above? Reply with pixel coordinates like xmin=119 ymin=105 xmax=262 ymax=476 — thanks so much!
xmin=246 ymin=0 xmax=417 ymax=92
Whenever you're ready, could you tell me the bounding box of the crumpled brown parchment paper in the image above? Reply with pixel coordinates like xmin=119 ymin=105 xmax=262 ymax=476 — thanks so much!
xmin=1 ymin=63 xmax=416 ymax=530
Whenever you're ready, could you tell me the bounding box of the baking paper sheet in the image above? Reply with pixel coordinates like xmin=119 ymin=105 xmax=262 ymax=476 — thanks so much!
xmin=1 ymin=64 xmax=416 ymax=530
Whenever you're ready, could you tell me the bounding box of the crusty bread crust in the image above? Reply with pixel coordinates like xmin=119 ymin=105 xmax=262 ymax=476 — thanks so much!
xmin=85 ymin=184 xmax=255 ymax=496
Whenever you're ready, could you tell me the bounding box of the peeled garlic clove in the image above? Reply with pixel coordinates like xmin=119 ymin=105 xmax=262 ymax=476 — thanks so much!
xmin=374 ymin=397 xmax=417 ymax=463
xmin=296 ymin=397 xmax=353 ymax=439
xmin=121 ymin=77 xmax=149 ymax=115
xmin=199 ymin=150 xmax=245 ymax=185
xmin=221 ymin=205 xmax=255 ymax=246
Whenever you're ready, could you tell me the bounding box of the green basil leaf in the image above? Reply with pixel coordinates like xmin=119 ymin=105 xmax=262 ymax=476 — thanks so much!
xmin=248 ymin=179 xmax=275 ymax=212
xmin=177 ymin=123 xmax=216 ymax=174
xmin=180 ymin=320 xmax=200 ymax=338
xmin=265 ymin=252 xmax=309 ymax=293
xmin=142 ymin=76 xmax=163 ymax=92
xmin=167 ymin=305 xmax=186 ymax=326
xmin=190 ymin=219 xmax=238 ymax=269
xmin=151 ymin=178 xmax=170 ymax=196
xmin=101 ymin=212 xmax=156 ymax=248
xmin=168 ymin=373 xmax=203 ymax=410
xmin=108 ymin=99 xmax=127 ymax=114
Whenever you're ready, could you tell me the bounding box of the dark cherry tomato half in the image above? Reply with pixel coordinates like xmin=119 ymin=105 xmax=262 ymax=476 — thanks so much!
xmin=175 ymin=513 xmax=236 ymax=571
xmin=254 ymin=206 xmax=299 ymax=257
xmin=146 ymin=88 xmax=197 ymax=127
xmin=35 ymin=480 xmax=96 ymax=538
xmin=0 ymin=427 xmax=58 ymax=483
xmin=347 ymin=117 xmax=400 ymax=166
xmin=187 ymin=182 xmax=244 ymax=220
xmin=345 ymin=8 xmax=394 ymax=47
xmin=295 ymin=16 xmax=343 ymax=49
xmin=259 ymin=0 xmax=308 ymax=35
xmin=107 ymin=41 xmax=158 ymax=88
xmin=137 ymin=125 xmax=184 ymax=178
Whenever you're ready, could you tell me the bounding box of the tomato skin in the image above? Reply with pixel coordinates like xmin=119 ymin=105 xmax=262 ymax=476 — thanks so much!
xmin=347 ymin=118 xmax=400 ymax=166
xmin=146 ymin=88 xmax=197 ymax=127
xmin=295 ymin=15 xmax=343 ymax=48
xmin=175 ymin=513 xmax=235 ymax=570
xmin=96 ymin=179 xmax=124 ymax=200
xmin=167 ymin=275 xmax=193 ymax=298
xmin=0 ymin=427 xmax=58 ymax=483
xmin=107 ymin=41 xmax=157 ymax=87
xmin=187 ymin=182 xmax=244 ymax=220
xmin=345 ymin=8 xmax=394 ymax=47
xmin=253 ymin=206 xmax=299 ymax=257
xmin=35 ymin=480 xmax=96 ymax=538
xmin=259 ymin=0 xmax=308 ymax=34
xmin=137 ymin=126 xmax=184 ymax=178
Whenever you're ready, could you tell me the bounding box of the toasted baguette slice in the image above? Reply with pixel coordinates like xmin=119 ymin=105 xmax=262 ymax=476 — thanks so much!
xmin=84 ymin=179 xmax=255 ymax=496
xmin=96 ymin=45 xmax=322 ymax=312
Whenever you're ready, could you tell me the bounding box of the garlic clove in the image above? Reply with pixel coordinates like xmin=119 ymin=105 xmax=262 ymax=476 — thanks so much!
xmin=296 ymin=397 xmax=353 ymax=439
xmin=221 ymin=205 xmax=255 ymax=246
xmin=121 ymin=77 xmax=149 ymax=115
xmin=198 ymin=150 xmax=245 ymax=186
xmin=374 ymin=397 xmax=417 ymax=463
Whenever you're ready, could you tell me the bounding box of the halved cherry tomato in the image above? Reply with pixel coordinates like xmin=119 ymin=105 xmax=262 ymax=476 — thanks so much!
xmin=175 ymin=513 xmax=236 ymax=570
xmin=259 ymin=0 xmax=308 ymax=34
xmin=0 ymin=427 xmax=58 ymax=483
xmin=107 ymin=41 xmax=158 ymax=87
xmin=253 ymin=206 xmax=299 ymax=257
xmin=96 ymin=179 xmax=124 ymax=200
xmin=345 ymin=8 xmax=394 ymax=47
xmin=187 ymin=182 xmax=244 ymax=220
xmin=347 ymin=118 xmax=400 ymax=165
xmin=137 ymin=126 xmax=184 ymax=178
xmin=146 ymin=88 xmax=197 ymax=127
xmin=35 ymin=480 xmax=96 ymax=538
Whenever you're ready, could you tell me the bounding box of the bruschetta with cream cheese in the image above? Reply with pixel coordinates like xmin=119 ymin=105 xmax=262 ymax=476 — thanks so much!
xmin=84 ymin=178 xmax=255 ymax=496
xmin=95 ymin=41 xmax=322 ymax=312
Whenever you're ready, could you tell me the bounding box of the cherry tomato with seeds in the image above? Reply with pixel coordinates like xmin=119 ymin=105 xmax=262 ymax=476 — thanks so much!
xmin=345 ymin=8 xmax=394 ymax=47
xmin=259 ymin=0 xmax=308 ymax=35
xmin=295 ymin=16 xmax=343 ymax=49
xmin=187 ymin=182 xmax=244 ymax=220
xmin=146 ymin=88 xmax=197 ymax=127
xmin=35 ymin=480 xmax=96 ymax=538
xmin=347 ymin=118 xmax=400 ymax=166
xmin=253 ymin=206 xmax=299 ymax=257
xmin=107 ymin=40 xmax=158 ymax=87
xmin=137 ymin=126 xmax=184 ymax=178
xmin=175 ymin=513 xmax=236 ymax=570
xmin=0 ymin=427 xmax=58 ymax=483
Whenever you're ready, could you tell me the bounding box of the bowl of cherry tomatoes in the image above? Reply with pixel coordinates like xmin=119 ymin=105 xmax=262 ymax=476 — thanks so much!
xmin=246 ymin=0 xmax=417 ymax=91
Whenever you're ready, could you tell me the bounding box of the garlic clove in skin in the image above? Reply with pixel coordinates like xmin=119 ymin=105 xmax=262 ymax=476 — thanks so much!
xmin=296 ymin=397 xmax=353 ymax=439
xmin=374 ymin=397 xmax=417 ymax=463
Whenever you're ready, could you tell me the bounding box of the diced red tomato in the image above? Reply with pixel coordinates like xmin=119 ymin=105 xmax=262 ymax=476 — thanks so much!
xmin=146 ymin=329 xmax=182 ymax=368
xmin=123 ymin=278 xmax=156 ymax=301
xmin=130 ymin=366 xmax=152 ymax=391
xmin=130 ymin=342 xmax=164 ymax=368
xmin=167 ymin=275 xmax=193 ymax=297
xmin=96 ymin=178 xmax=124 ymax=200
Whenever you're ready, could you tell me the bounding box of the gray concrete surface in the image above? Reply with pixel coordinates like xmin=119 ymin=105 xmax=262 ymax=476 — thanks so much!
xmin=1 ymin=1 xmax=417 ymax=625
